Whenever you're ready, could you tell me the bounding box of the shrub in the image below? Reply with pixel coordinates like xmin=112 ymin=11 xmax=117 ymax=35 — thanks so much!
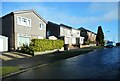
xmin=20 ymin=44 xmax=34 ymax=56
xmin=20 ymin=39 xmax=64 ymax=55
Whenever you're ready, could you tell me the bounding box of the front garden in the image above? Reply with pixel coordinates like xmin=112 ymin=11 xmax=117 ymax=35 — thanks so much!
xmin=19 ymin=39 xmax=64 ymax=56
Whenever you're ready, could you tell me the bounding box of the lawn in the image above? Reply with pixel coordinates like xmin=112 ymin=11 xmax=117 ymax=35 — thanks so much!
xmin=53 ymin=46 xmax=102 ymax=59
xmin=0 ymin=67 xmax=20 ymax=77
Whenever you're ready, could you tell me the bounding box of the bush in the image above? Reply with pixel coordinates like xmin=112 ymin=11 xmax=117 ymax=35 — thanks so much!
xmin=20 ymin=39 xmax=64 ymax=55
xmin=20 ymin=44 xmax=34 ymax=56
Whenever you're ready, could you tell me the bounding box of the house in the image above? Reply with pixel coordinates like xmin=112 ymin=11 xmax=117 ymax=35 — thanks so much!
xmin=71 ymin=28 xmax=84 ymax=45
xmin=2 ymin=10 xmax=47 ymax=51
xmin=0 ymin=35 xmax=8 ymax=52
xmin=59 ymin=24 xmax=72 ymax=45
xmin=46 ymin=21 xmax=84 ymax=48
xmin=78 ymin=27 xmax=96 ymax=43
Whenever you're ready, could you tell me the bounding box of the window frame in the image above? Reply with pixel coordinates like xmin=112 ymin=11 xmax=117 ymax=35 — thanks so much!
xmin=39 ymin=22 xmax=44 ymax=30
xmin=17 ymin=16 xmax=31 ymax=27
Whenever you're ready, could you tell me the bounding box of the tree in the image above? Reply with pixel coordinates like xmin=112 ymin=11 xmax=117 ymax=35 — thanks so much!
xmin=96 ymin=26 xmax=105 ymax=46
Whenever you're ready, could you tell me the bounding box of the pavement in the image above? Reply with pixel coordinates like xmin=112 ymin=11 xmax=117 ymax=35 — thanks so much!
xmin=0 ymin=52 xmax=32 ymax=61
xmin=1 ymin=48 xmax=80 ymax=68
xmin=1 ymin=52 xmax=61 ymax=69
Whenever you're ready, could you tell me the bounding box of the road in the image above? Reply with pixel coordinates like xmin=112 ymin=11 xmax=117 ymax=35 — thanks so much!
xmin=4 ymin=47 xmax=120 ymax=79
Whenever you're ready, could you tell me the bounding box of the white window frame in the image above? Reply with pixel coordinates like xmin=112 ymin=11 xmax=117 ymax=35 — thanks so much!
xmin=39 ymin=22 xmax=44 ymax=30
xmin=17 ymin=16 xmax=31 ymax=27
xmin=17 ymin=33 xmax=30 ymax=47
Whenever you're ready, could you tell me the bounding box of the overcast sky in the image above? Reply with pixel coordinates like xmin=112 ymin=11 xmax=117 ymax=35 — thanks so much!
xmin=1 ymin=2 xmax=119 ymax=42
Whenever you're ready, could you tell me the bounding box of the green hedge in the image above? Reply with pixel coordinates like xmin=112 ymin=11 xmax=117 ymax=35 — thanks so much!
xmin=20 ymin=39 xmax=64 ymax=55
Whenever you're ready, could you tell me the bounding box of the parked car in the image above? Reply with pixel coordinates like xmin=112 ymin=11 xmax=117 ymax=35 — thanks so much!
xmin=116 ymin=42 xmax=120 ymax=46
xmin=105 ymin=41 xmax=114 ymax=48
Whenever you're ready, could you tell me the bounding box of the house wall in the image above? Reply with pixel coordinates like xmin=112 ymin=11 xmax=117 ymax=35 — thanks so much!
xmin=80 ymin=29 xmax=96 ymax=43
xmin=71 ymin=29 xmax=80 ymax=37
xmin=60 ymin=26 xmax=71 ymax=37
xmin=71 ymin=29 xmax=80 ymax=45
xmin=0 ymin=18 xmax=2 ymax=35
xmin=60 ymin=26 xmax=71 ymax=45
xmin=80 ymin=30 xmax=88 ymax=41
xmin=87 ymin=32 xmax=96 ymax=42
xmin=46 ymin=22 xmax=60 ymax=38
xmin=14 ymin=12 xmax=46 ymax=49
xmin=2 ymin=14 xmax=14 ymax=50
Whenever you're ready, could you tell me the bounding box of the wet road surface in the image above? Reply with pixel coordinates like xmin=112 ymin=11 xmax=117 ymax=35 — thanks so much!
xmin=5 ymin=47 xmax=120 ymax=79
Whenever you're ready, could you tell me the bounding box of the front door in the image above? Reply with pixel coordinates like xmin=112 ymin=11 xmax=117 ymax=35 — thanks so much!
xmin=76 ymin=38 xmax=80 ymax=45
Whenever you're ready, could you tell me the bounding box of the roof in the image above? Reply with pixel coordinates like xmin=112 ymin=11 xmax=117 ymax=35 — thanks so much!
xmin=60 ymin=24 xmax=72 ymax=29
xmin=78 ymin=27 xmax=97 ymax=35
xmin=48 ymin=21 xmax=59 ymax=26
xmin=2 ymin=9 xmax=47 ymax=24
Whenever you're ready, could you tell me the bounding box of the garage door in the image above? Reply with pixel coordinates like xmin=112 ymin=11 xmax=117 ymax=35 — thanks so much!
xmin=0 ymin=38 xmax=3 ymax=52
xmin=18 ymin=36 xmax=30 ymax=47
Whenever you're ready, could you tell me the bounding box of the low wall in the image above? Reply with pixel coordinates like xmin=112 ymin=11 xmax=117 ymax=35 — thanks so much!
xmin=80 ymin=44 xmax=96 ymax=48
xmin=34 ymin=47 xmax=64 ymax=56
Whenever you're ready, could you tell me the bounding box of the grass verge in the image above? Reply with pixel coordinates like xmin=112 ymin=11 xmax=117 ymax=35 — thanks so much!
xmin=53 ymin=46 xmax=102 ymax=59
xmin=0 ymin=67 xmax=20 ymax=77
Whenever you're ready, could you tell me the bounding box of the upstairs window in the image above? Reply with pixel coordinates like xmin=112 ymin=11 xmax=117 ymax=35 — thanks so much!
xmin=21 ymin=18 xmax=27 ymax=26
xmin=17 ymin=16 xmax=21 ymax=25
xmin=17 ymin=16 xmax=31 ymax=27
xmin=39 ymin=23 xmax=44 ymax=30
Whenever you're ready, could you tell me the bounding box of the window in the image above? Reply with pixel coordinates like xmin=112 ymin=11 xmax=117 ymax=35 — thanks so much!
xmin=27 ymin=19 xmax=31 ymax=27
xmin=22 ymin=18 xmax=27 ymax=26
xmin=17 ymin=16 xmax=21 ymax=25
xmin=67 ymin=30 xmax=70 ymax=35
xmin=40 ymin=23 xmax=44 ymax=30
xmin=17 ymin=33 xmax=30 ymax=47
xmin=47 ymin=31 xmax=50 ymax=36
xmin=17 ymin=16 xmax=31 ymax=27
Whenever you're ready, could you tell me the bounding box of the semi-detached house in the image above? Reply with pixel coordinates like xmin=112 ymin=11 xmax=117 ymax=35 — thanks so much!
xmin=46 ymin=21 xmax=84 ymax=48
xmin=2 ymin=10 xmax=47 ymax=51
xmin=78 ymin=27 xmax=96 ymax=43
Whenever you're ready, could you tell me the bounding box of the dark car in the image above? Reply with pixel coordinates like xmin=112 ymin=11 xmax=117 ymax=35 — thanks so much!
xmin=116 ymin=42 xmax=120 ymax=46
xmin=105 ymin=41 xmax=114 ymax=48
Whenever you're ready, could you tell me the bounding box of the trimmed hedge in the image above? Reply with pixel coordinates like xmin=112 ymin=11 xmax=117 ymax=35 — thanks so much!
xmin=20 ymin=39 xmax=64 ymax=55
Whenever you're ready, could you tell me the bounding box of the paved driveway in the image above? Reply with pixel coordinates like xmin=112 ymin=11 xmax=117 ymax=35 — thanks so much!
xmin=0 ymin=52 xmax=32 ymax=61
